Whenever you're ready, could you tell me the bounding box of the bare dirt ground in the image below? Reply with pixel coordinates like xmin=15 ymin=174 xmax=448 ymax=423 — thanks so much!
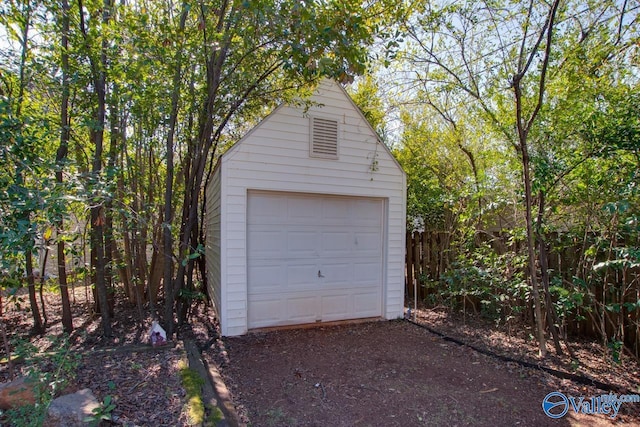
xmin=212 ymin=318 xmax=640 ymax=427
xmin=2 ymin=290 xmax=640 ymax=426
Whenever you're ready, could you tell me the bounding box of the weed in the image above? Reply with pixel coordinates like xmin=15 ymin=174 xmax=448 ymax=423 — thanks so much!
xmin=84 ymin=395 xmax=116 ymax=426
xmin=607 ymin=339 xmax=623 ymax=364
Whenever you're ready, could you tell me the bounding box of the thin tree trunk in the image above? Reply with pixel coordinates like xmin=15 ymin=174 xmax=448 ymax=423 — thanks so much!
xmin=25 ymin=250 xmax=43 ymax=334
xmin=55 ymin=0 xmax=77 ymax=332
xmin=519 ymin=134 xmax=547 ymax=357
xmin=79 ymin=0 xmax=113 ymax=336
xmin=133 ymin=140 xmax=148 ymax=303
xmin=163 ymin=3 xmax=190 ymax=333
xmin=149 ymin=208 xmax=165 ymax=306
xmin=104 ymin=83 xmax=122 ymax=317
xmin=116 ymin=154 xmax=135 ymax=302
xmin=104 ymin=204 xmax=115 ymax=316
xmin=38 ymin=247 xmax=49 ymax=328
xmin=511 ymin=0 xmax=561 ymax=357
xmin=536 ymin=191 xmax=563 ymax=355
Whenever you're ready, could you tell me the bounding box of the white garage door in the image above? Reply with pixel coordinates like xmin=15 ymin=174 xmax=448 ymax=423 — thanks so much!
xmin=247 ymin=191 xmax=384 ymax=329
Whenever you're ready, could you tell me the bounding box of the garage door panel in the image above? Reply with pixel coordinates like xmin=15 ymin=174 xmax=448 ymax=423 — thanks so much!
xmin=248 ymin=191 xmax=383 ymax=329
xmin=249 ymin=298 xmax=284 ymax=326
xmin=249 ymin=193 xmax=286 ymax=223
xmin=248 ymin=265 xmax=283 ymax=289
xmin=322 ymin=198 xmax=350 ymax=221
xmin=354 ymin=232 xmax=382 ymax=252
xmin=321 ymin=231 xmax=351 ymax=253
xmin=353 ymin=292 xmax=382 ymax=316
xmin=287 ymin=231 xmax=319 ymax=254
xmin=317 ymin=262 xmax=351 ymax=284
xmin=247 ymin=229 xmax=285 ymax=256
xmin=353 ymin=199 xmax=383 ymax=222
xmin=353 ymin=262 xmax=383 ymax=284
xmin=321 ymin=295 xmax=349 ymax=317
xmin=287 ymin=197 xmax=322 ymax=223
xmin=286 ymin=264 xmax=319 ymax=287
xmin=287 ymin=296 xmax=319 ymax=322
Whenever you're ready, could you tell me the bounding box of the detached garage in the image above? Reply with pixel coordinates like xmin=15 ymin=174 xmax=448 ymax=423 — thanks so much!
xmin=205 ymin=79 xmax=406 ymax=336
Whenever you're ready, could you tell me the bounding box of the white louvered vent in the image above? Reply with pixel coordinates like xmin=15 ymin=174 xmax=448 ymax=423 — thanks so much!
xmin=310 ymin=117 xmax=338 ymax=159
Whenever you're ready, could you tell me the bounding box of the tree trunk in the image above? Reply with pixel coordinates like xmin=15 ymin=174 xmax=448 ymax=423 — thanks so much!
xmin=519 ymin=133 xmax=547 ymax=357
xmin=511 ymin=0 xmax=561 ymax=358
xmin=149 ymin=209 xmax=165 ymax=306
xmin=38 ymin=247 xmax=49 ymax=327
xmin=163 ymin=3 xmax=190 ymax=334
xmin=104 ymin=203 xmax=115 ymax=317
xmin=80 ymin=0 xmax=113 ymax=337
xmin=536 ymin=191 xmax=576 ymax=357
xmin=25 ymin=250 xmax=43 ymax=334
xmin=104 ymin=82 xmax=123 ymax=317
xmin=54 ymin=0 xmax=73 ymax=334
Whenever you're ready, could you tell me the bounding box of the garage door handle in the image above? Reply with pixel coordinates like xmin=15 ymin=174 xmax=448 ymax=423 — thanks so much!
xmin=318 ymin=270 xmax=324 ymax=278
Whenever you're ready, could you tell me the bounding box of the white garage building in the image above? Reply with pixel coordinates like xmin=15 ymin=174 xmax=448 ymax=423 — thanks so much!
xmin=205 ymin=79 xmax=406 ymax=336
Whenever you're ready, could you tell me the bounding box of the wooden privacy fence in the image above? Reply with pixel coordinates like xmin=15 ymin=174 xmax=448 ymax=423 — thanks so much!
xmin=405 ymin=230 xmax=452 ymax=301
xmin=405 ymin=230 xmax=517 ymax=301
xmin=405 ymin=230 xmax=640 ymax=358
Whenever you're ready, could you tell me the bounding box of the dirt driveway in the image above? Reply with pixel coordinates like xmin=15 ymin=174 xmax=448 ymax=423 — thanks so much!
xmin=213 ymin=320 xmax=638 ymax=426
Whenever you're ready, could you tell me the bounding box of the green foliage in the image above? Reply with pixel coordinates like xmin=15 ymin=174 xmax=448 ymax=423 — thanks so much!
xmin=549 ymin=278 xmax=587 ymax=323
xmin=4 ymin=334 xmax=79 ymax=427
xmin=181 ymin=244 xmax=204 ymax=267
xmin=393 ymin=137 xmax=448 ymax=230
xmin=84 ymin=394 xmax=116 ymax=426
xmin=178 ymin=287 xmax=206 ymax=302
xmin=593 ymin=247 xmax=640 ymax=272
xmin=435 ymin=239 xmax=529 ymax=322
xmin=607 ymin=339 xmax=623 ymax=365
xmin=348 ymin=74 xmax=389 ymax=142
xmin=383 ymin=0 xmax=640 ymax=356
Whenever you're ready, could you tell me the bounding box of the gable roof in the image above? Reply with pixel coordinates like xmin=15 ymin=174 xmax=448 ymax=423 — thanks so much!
xmin=218 ymin=78 xmax=404 ymax=175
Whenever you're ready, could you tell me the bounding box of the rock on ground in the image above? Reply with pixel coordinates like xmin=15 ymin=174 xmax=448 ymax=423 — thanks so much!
xmin=0 ymin=376 xmax=36 ymax=410
xmin=44 ymin=388 xmax=100 ymax=427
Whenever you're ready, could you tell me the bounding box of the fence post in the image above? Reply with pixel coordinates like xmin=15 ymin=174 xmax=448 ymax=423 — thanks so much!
xmin=413 ymin=231 xmax=420 ymax=300
xmin=406 ymin=231 xmax=413 ymax=300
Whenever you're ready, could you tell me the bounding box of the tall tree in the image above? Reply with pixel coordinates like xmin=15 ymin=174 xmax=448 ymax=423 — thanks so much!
xmin=163 ymin=1 xmax=190 ymax=330
xmin=1 ymin=0 xmax=44 ymax=333
xmin=54 ymin=0 xmax=74 ymax=333
xmin=393 ymin=0 xmax=639 ymax=356
xmin=77 ymin=0 xmax=113 ymax=336
xmin=510 ymin=0 xmax=561 ymax=357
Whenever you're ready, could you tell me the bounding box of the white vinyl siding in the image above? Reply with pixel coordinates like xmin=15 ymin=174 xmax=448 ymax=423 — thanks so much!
xmin=205 ymin=164 xmax=222 ymax=317
xmin=209 ymin=79 xmax=406 ymax=336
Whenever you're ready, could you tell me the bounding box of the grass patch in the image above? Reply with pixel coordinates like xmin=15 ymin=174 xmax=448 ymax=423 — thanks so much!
xmin=179 ymin=360 xmax=205 ymax=426
xmin=207 ymin=404 xmax=224 ymax=424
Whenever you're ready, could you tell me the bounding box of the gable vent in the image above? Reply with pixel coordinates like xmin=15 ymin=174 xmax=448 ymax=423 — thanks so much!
xmin=310 ymin=117 xmax=338 ymax=159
